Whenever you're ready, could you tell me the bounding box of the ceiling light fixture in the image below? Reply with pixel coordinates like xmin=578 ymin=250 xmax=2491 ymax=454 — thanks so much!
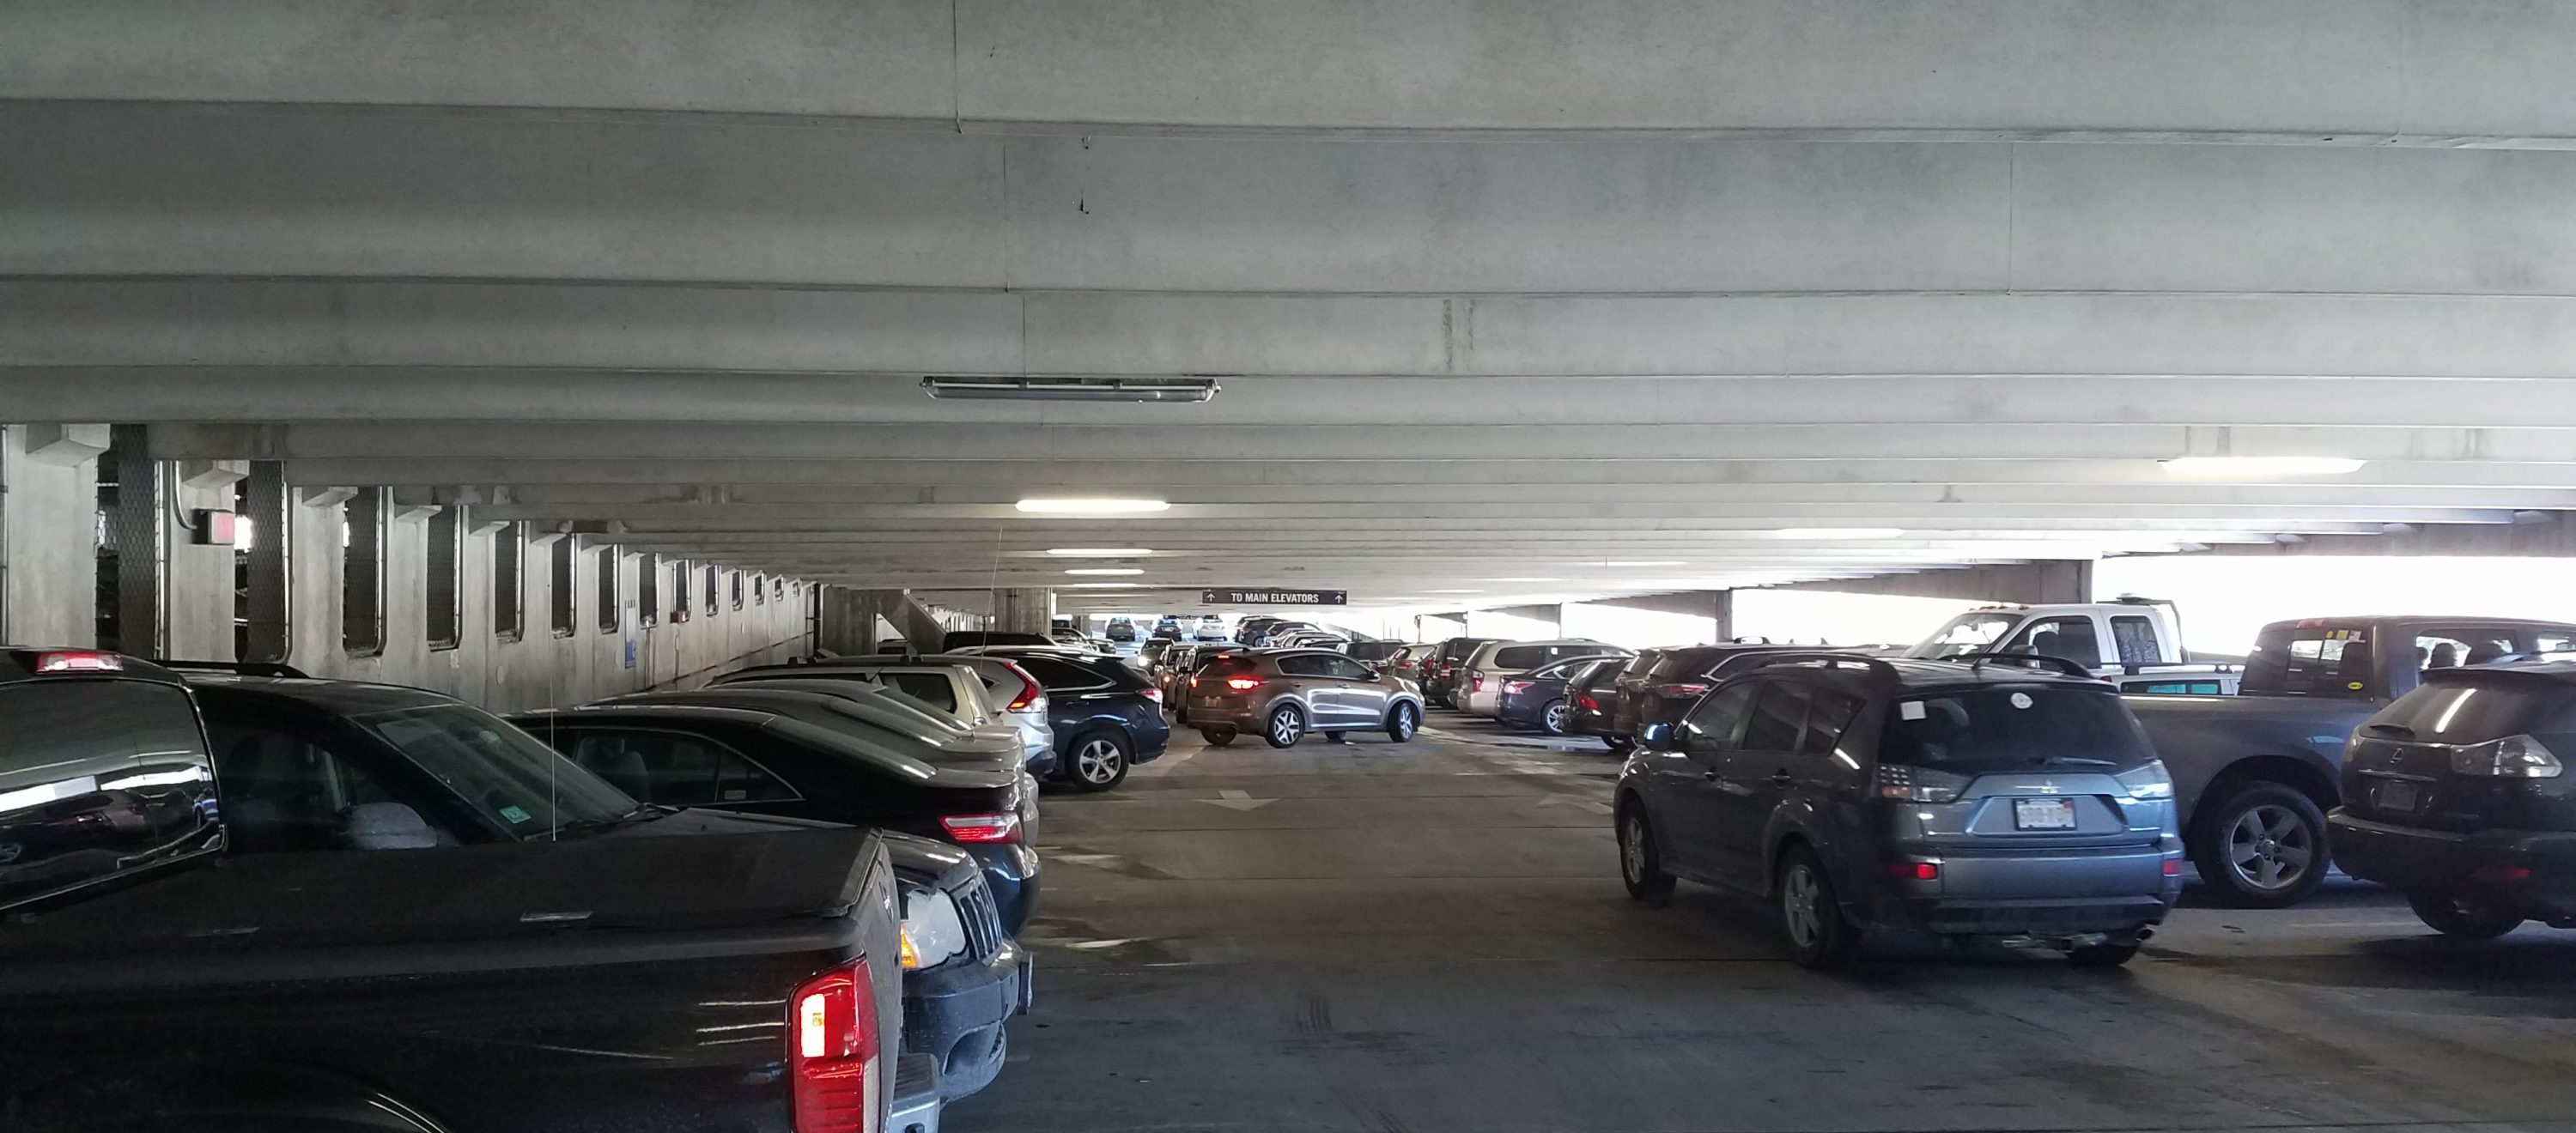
xmin=1069 ymin=582 xmax=1145 ymax=589
xmin=1046 ymin=548 xmax=1153 ymax=557
xmin=1769 ymin=527 xmax=1905 ymax=539
xmin=1427 ymin=589 xmax=1485 ymax=594
xmin=1015 ymin=497 xmax=1172 ymax=514
xmin=1485 ymin=577 xmax=1561 ymax=583
xmin=1064 ymin=567 xmax=1145 ymax=576
xmin=2159 ymin=457 xmax=2366 ymax=479
xmin=924 ymin=376 xmax=1222 ymax=403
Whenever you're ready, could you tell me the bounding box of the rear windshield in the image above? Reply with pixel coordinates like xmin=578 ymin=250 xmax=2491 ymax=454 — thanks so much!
xmin=1441 ymin=639 xmax=1491 ymax=661
xmin=1201 ymin=653 xmax=1261 ymax=676
xmin=2367 ymin=678 xmax=2567 ymax=743
xmin=1881 ymin=687 xmax=2154 ymax=772
xmin=1619 ymin=651 xmax=1664 ymax=677
xmin=1492 ymin=645 xmax=1547 ymax=669
xmin=2244 ymin=624 xmax=2377 ymax=699
xmin=1649 ymin=650 xmax=1723 ymax=681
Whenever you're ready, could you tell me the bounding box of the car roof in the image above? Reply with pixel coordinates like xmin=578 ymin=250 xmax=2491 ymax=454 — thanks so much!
xmin=2266 ymin=616 xmax=2576 ymax=631
xmin=2423 ymin=660 xmax=2576 ymax=687
xmin=179 ymin=672 xmax=463 ymax=713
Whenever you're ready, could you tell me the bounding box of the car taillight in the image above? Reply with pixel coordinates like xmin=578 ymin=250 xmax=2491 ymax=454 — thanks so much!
xmin=1225 ymin=676 xmax=1263 ymax=691
xmin=1504 ymin=680 xmax=1534 ymax=695
xmin=1655 ymin=682 xmax=1710 ymax=698
xmin=1885 ymin=861 xmax=1941 ymax=881
xmin=1188 ymin=675 xmax=1200 ymax=688
xmin=1143 ymin=687 xmax=1163 ymax=706
xmin=34 ymin=651 xmax=122 ymax=674
xmin=1577 ymin=694 xmax=1598 ymax=712
xmin=1470 ymin=674 xmax=1487 ymax=692
xmin=940 ymin=812 xmax=1023 ymax=845
xmin=789 ymin=959 xmax=881 ymax=1133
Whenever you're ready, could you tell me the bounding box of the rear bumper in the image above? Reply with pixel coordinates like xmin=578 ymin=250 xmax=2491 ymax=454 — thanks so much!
xmin=2330 ymin=810 xmax=2576 ymax=914
xmin=1496 ymin=694 xmax=1545 ymax=725
xmin=1867 ymin=841 xmax=2182 ymax=937
xmin=890 ymin=1053 xmax=945 ymax=1133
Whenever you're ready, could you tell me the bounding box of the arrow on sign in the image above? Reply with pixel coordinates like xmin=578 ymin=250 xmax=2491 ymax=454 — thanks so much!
xmin=1199 ymin=789 xmax=1277 ymax=811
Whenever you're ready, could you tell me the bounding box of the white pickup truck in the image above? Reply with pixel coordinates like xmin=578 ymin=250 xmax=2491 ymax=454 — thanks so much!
xmin=1905 ymin=598 xmax=2240 ymax=693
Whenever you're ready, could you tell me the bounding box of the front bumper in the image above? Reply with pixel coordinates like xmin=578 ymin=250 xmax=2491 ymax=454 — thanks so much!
xmin=968 ymin=844 xmax=1042 ymax=936
xmin=902 ymin=940 xmax=1032 ymax=1100
xmin=2331 ymin=810 xmax=2576 ymax=916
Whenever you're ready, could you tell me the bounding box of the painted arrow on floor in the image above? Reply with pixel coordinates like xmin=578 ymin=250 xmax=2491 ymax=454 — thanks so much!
xmin=1199 ymin=789 xmax=1277 ymax=811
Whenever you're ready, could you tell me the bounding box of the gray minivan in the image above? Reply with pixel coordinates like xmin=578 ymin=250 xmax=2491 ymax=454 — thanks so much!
xmin=1616 ymin=652 xmax=2182 ymax=968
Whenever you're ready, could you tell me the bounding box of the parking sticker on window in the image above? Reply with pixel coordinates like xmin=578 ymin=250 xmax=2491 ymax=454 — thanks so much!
xmin=499 ymin=804 xmax=532 ymax=824
xmin=1899 ymin=701 xmax=1927 ymax=721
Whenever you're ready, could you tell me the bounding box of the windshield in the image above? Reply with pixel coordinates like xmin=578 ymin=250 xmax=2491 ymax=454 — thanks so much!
xmin=1881 ymin=688 xmax=2155 ymax=772
xmin=1907 ymin=613 xmax=2024 ymax=658
xmin=358 ymin=705 xmax=636 ymax=838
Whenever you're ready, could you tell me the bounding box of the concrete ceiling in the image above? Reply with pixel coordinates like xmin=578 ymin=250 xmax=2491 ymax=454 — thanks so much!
xmin=9 ymin=1 xmax=2576 ymax=613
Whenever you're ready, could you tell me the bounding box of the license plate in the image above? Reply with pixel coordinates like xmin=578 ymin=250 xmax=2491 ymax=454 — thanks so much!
xmin=2012 ymin=797 xmax=2078 ymax=830
xmin=2375 ymin=780 xmax=2421 ymax=813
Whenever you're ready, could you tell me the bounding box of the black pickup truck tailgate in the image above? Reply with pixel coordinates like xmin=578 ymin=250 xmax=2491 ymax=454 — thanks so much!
xmin=0 ymin=825 xmax=899 ymax=1133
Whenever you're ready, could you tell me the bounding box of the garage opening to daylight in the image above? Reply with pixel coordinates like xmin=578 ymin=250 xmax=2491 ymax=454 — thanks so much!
xmin=9 ymin=4 xmax=2576 ymax=1132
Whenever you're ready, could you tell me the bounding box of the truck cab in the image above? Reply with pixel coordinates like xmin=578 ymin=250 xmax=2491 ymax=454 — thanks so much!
xmin=1907 ymin=599 xmax=2237 ymax=691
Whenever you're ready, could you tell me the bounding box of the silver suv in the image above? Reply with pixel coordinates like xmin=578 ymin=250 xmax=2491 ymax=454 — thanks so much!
xmin=1186 ymin=650 xmax=1425 ymax=748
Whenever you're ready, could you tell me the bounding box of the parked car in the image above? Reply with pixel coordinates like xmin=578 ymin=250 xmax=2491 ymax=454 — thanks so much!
xmin=0 ymin=651 xmax=935 ymax=1132
xmin=717 ymin=655 xmax=1058 ymax=775
xmin=1385 ymin=643 xmax=1439 ymax=684
xmin=1196 ymin=615 xmax=1229 ymax=641
xmin=1907 ymin=597 xmax=2217 ymax=678
xmin=2124 ymin=615 xmax=2576 ymax=907
xmin=1105 ymin=617 xmax=1138 ymax=643
xmin=1185 ymin=649 xmax=1425 ymax=748
xmin=1138 ymin=637 xmax=1177 ymax=670
xmin=1618 ymin=652 xmax=2182 ymax=969
xmin=945 ymin=648 xmax=1171 ymax=791
xmin=1048 ymin=626 xmax=1093 ymax=650
xmin=1456 ymin=639 xmax=1632 ymax=718
xmin=1564 ymin=657 xmax=1625 ymax=745
xmin=884 ymin=833 xmax=1035 ymax=1100
xmin=1153 ymin=615 xmax=1185 ymax=640
xmin=1344 ymin=640 xmax=1410 ymax=664
xmin=620 ymin=679 xmax=1025 ymax=771
xmin=1498 ymin=654 xmax=1630 ymax=735
xmin=2330 ymin=661 xmax=2576 ymax=939
xmin=1605 ymin=644 xmax=1799 ymax=754
xmin=1422 ymin=637 xmax=1498 ymax=708
xmin=1233 ymin=616 xmax=1283 ymax=645
xmin=513 ymin=691 xmax=1042 ymax=937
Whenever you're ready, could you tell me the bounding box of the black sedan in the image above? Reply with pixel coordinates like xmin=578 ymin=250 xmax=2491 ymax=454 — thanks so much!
xmin=511 ymin=693 xmax=1043 ymax=934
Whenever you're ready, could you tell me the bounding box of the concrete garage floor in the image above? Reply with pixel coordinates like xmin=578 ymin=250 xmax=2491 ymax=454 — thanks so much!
xmin=951 ymin=715 xmax=2576 ymax=1133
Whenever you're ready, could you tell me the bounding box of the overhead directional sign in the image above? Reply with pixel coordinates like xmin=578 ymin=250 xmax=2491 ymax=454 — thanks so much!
xmin=1202 ymin=588 xmax=1347 ymax=606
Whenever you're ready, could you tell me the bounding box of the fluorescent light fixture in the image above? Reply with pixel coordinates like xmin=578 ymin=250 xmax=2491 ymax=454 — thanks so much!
xmin=1485 ymin=577 xmax=1561 ymax=583
xmin=1770 ymin=527 xmax=1905 ymax=539
xmin=1065 ymin=567 xmax=1145 ymax=576
xmin=1046 ymin=548 xmax=1153 ymax=557
xmin=1603 ymin=560 xmax=1684 ymax=567
xmin=2160 ymin=457 xmax=2366 ymax=479
xmin=924 ymin=376 xmax=1221 ymax=403
xmin=1069 ymin=581 xmax=1144 ymax=589
xmin=1015 ymin=497 xmax=1171 ymax=514
xmin=1428 ymin=589 xmax=1485 ymax=594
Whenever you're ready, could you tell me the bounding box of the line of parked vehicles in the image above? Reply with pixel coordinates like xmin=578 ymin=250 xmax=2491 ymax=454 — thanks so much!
xmin=0 ymin=628 xmax=1195 ymax=1133
xmin=1248 ymin=602 xmax=2576 ymax=967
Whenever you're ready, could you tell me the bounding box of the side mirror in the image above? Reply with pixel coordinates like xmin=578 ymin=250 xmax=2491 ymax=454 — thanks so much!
xmin=337 ymin=802 xmax=440 ymax=851
xmin=1637 ymin=722 xmax=1676 ymax=750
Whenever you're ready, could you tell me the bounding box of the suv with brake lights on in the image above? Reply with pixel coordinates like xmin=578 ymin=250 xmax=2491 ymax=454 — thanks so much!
xmin=2330 ymin=661 xmax=2576 ymax=939
xmin=1616 ymin=652 xmax=2182 ymax=969
xmin=1188 ymin=650 xmax=1425 ymax=748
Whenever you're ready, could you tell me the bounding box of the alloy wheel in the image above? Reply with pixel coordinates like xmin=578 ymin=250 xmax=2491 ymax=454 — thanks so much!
xmin=1074 ymin=736 xmax=1125 ymax=785
xmin=1620 ymin=815 xmax=1648 ymax=885
xmin=1272 ymin=710 xmax=1302 ymax=747
xmin=1542 ymin=702 xmax=1569 ymax=734
xmin=1782 ymin=864 xmax=1825 ymax=948
xmin=2227 ymin=803 xmax=2315 ymax=891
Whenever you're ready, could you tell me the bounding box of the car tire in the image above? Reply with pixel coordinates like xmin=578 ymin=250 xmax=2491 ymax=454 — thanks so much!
xmin=1063 ymin=730 xmax=1132 ymax=791
xmin=1264 ymin=704 xmax=1306 ymax=748
xmin=1776 ymin=845 xmax=1862 ymax=970
xmin=2065 ymin=941 xmax=2142 ymax=968
xmin=1617 ymin=804 xmax=1674 ymax=904
xmin=2408 ymin=890 xmax=2524 ymax=939
xmin=2189 ymin=782 xmax=2329 ymax=908
xmin=1323 ymin=730 xmax=1348 ymax=743
xmin=1540 ymin=700 xmax=1570 ymax=736
xmin=1200 ymin=727 xmax=1237 ymax=748
xmin=1386 ymin=702 xmax=1420 ymax=742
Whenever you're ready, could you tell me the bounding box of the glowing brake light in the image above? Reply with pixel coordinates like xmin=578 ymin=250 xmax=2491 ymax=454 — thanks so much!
xmin=940 ymin=812 xmax=1023 ymax=845
xmin=1577 ymin=694 xmax=1599 ymax=712
xmin=789 ymin=959 xmax=881 ymax=1132
xmin=1224 ymin=676 xmax=1263 ymax=692
xmin=34 ymin=651 xmax=122 ymax=674
xmin=1143 ymin=688 xmax=1163 ymax=706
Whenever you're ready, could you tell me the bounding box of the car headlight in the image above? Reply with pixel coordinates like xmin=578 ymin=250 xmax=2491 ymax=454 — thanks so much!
xmin=2113 ymin=759 xmax=2176 ymax=800
xmin=900 ymin=886 xmax=969 ymax=970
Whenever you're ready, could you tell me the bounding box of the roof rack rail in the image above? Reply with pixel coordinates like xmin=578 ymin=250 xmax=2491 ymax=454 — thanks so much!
xmin=152 ymin=659 xmax=309 ymax=679
xmin=1942 ymin=651 xmax=2100 ymax=681
xmin=1739 ymin=651 xmax=1903 ymax=682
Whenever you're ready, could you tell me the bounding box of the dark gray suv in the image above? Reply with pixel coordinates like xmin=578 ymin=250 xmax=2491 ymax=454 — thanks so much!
xmin=1616 ymin=652 xmax=2182 ymax=969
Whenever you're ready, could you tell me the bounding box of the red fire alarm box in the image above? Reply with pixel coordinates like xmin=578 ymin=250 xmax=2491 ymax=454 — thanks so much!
xmin=192 ymin=509 xmax=238 ymax=546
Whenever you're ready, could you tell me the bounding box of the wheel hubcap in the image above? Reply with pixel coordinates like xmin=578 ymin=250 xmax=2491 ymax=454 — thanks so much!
xmin=2227 ymin=803 xmax=2314 ymax=890
xmin=1076 ymin=739 xmax=1122 ymax=783
xmin=1545 ymin=704 xmax=1568 ymax=732
xmin=1621 ymin=817 xmax=1646 ymax=882
xmin=1273 ymin=712 xmax=1300 ymax=744
xmin=1394 ymin=707 xmax=1415 ymax=737
xmin=1783 ymin=867 xmax=1822 ymax=947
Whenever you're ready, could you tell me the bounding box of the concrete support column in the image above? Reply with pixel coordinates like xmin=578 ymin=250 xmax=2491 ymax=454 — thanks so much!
xmin=1 ymin=424 xmax=104 ymax=645
xmin=994 ymin=587 xmax=1055 ymax=636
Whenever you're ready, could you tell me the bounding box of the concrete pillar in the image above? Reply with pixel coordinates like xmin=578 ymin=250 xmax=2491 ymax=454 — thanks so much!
xmin=0 ymin=425 xmax=102 ymax=645
xmin=994 ymin=587 xmax=1055 ymax=636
